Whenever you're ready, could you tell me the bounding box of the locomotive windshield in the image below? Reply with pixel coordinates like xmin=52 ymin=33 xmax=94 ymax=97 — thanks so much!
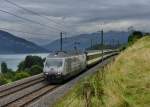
xmin=45 ymin=59 xmax=63 ymax=67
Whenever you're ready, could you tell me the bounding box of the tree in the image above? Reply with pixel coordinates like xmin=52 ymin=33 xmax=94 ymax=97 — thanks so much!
xmin=144 ymin=33 xmax=150 ymax=36
xmin=29 ymin=65 xmax=43 ymax=75
xmin=18 ymin=55 xmax=44 ymax=71
xmin=17 ymin=61 xmax=25 ymax=71
xmin=1 ymin=62 xmax=8 ymax=73
xmin=128 ymin=31 xmax=143 ymax=45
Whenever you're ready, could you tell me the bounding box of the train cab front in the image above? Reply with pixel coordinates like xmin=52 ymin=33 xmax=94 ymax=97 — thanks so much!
xmin=43 ymin=58 xmax=65 ymax=83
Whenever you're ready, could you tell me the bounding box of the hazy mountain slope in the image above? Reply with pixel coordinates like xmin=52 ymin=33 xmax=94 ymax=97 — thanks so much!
xmin=44 ymin=31 xmax=129 ymax=52
xmin=0 ymin=30 xmax=48 ymax=54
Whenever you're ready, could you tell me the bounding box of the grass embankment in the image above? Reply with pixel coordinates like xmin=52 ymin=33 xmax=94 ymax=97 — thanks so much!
xmin=54 ymin=36 xmax=150 ymax=107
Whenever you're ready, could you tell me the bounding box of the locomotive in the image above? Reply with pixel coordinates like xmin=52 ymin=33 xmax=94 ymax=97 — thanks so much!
xmin=43 ymin=50 xmax=117 ymax=83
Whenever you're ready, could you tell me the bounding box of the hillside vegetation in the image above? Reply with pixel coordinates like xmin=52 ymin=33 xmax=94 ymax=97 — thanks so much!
xmin=0 ymin=56 xmax=44 ymax=85
xmin=54 ymin=36 xmax=150 ymax=107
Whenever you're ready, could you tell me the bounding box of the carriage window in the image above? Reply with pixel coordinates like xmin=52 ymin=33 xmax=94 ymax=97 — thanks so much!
xmin=45 ymin=59 xmax=63 ymax=67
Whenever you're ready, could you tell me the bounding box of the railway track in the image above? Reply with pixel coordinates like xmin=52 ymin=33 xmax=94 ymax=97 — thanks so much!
xmin=0 ymin=74 xmax=59 ymax=107
xmin=0 ymin=74 xmax=43 ymax=92
xmin=0 ymin=77 xmax=44 ymax=98
xmin=4 ymin=85 xmax=58 ymax=107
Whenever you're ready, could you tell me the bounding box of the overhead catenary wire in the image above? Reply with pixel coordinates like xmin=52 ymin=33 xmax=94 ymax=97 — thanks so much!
xmin=4 ymin=0 xmax=78 ymax=36
xmin=4 ymin=0 xmax=66 ymax=29
xmin=0 ymin=0 xmax=80 ymax=38
xmin=0 ymin=9 xmax=63 ymax=32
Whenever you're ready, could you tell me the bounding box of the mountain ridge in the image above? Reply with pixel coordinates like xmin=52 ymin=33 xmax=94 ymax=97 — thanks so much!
xmin=0 ymin=30 xmax=48 ymax=54
xmin=43 ymin=31 xmax=129 ymax=52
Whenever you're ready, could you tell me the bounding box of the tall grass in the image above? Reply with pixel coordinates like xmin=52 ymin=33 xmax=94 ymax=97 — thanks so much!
xmin=54 ymin=36 xmax=150 ymax=107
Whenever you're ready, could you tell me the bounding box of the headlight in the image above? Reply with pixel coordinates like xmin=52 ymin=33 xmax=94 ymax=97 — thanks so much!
xmin=44 ymin=72 xmax=49 ymax=75
xmin=57 ymin=68 xmax=62 ymax=75
xmin=57 ymin=72 xmax=61 ymax=75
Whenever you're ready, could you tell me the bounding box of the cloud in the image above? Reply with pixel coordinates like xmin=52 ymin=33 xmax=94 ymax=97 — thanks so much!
xmin=0 ymin=0 xmax=150 ymax=44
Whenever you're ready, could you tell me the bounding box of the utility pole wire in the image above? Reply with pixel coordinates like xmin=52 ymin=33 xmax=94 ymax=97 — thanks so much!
xmin=0 ymin=9 xmax=62 ymax=32
xmin=4 ymin=0 xmax=65 ymax=29
xmin=4 ymin=0 xmax=79 ymax=38
xmin=4 ymin=0 xmax=61 ymax=26
xmin=5 ymin=0 xmax=79 ymax=36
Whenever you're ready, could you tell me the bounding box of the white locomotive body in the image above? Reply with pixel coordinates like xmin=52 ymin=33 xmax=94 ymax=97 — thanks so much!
xmin=43 ymin=52 xmax=86 ymax=83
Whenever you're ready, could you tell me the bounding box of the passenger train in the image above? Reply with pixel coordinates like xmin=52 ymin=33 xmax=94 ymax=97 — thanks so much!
xmin=43 ymin=50 xmax=118 ymax=83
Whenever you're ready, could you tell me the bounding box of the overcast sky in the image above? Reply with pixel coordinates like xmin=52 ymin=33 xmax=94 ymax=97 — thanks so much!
xmin=0 ymin=0 xmax=150 ymax=45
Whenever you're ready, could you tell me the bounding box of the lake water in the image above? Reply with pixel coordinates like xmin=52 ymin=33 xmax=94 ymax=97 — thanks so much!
xmin=0 ymin=53 xmax=49 ymax=72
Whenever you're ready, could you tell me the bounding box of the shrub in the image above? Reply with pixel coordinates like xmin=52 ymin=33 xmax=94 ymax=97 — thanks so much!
xmin=13 ymin=72 xmax=30 ymax=81
xmin=2 ymin=71 xmax=15 ymax=80
xmin=1 ymin=62 xmax=8 ymax=73
xmin=29 ymin=65 xmax=43 ymax=76
xmin=128 ymin=31 xmax=143 ymax=45
xmin=0 ymin=76 xmax=11 ymax=85
xmin=120 ymin=45 xmax=127 ymax=51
